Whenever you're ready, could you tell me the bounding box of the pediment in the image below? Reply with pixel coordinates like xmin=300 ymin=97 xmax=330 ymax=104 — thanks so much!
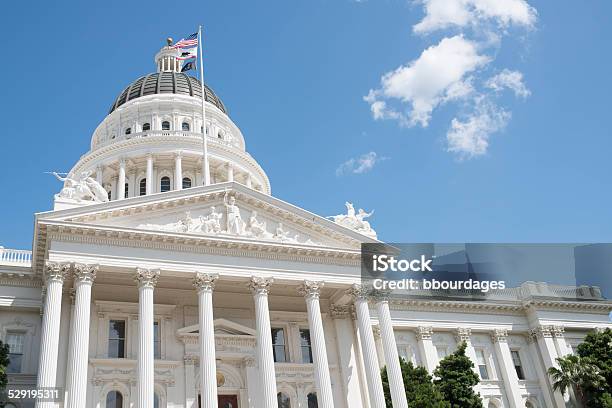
xmin=37 ymin=182 xmax=375 ymax=250
xmin=178 ymin=318 xmax=256 ymax=336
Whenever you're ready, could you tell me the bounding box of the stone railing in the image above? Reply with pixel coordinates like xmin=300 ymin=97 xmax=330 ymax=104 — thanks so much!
xmin=95 ymin=130 xmax=240 ymax=149
xmin=0 ymin=247 xmax=32 ymax=267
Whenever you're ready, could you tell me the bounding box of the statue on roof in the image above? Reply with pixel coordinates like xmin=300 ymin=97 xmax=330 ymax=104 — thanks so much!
xmin=328 ymin=202 xmax=377 ymax=239
xmin=51 ymin=171 xmax=109 ymax=203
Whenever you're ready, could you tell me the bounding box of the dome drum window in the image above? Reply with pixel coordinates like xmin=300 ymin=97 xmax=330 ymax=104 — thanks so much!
xmin=162 ymin=121 xmax=171 ymax=131
xmin=125 ymin=128 xmax=131 ymax=135
xmin=182 ymin=122 xmax=190 ymax=132
xmin=142 ymin=123 xmax=151 ymax=132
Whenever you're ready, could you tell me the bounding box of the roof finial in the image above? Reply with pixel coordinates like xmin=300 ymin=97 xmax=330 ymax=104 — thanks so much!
xmin=166 ymin=37 xmax=173 ymax=47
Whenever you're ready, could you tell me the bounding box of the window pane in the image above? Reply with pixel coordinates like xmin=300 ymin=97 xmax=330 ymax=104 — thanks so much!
xmin=182 ymin=178 xmax=192 ymax=189
xmin=307 ymin=393 xmax=318 ymax=408
xmin=139 ymin=179 xmax=147 ymax=196
xmin=154 ymin=394 xmax=160 ymax=408
xmin=162 ymin=121 xmax=170 ymax=131
xmin=7 ymin=353 xmax=22 ymax=373
xmin=300 ymin=329 xmax=313 ymax=363
xmin=106 ymin=391 xmax=123 ymax=408
xmin=108 ymin=320 xmax=126 ymax=358
xmin=271 ymin=328 xmax=287 ymax=362
xmin=277 ymin=392 xmax=291 ymax=408
xmin=160 ymin=176 xmax=171 ymax=192
xmin=124 ymin=183 xmax=129 ymax=199
xmin=142 ymin=123 xmax=151 ymax=131
xmin=182 ymin=122 xmax=190 ymax=131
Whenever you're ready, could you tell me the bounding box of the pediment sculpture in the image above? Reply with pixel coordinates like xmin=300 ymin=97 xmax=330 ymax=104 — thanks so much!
xmin=328 ymin=202 xmax=377 ymax=239
xmin=138 ymin=193 xmax=320 ymax=245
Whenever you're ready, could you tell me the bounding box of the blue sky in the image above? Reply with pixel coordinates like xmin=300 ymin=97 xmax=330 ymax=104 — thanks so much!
xmin=1 ymin=0 xmax=611 ymax=249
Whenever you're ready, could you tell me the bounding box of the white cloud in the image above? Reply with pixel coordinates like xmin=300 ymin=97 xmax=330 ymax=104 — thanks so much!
xmin=336 ymin=151 xmax=387 ymax=176
xmin=446 ymin=98 xmax=510 ymax=158
xmin=413 ymin=0 xmax=537 ymax=34
xmin=486 ymin=69 xmax=531 ymax=98
xmin=365 ymin=36 xmax=489 ymax=127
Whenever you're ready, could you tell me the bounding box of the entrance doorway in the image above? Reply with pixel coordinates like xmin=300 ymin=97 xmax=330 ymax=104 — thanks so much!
xmin=198 ymin=394 xmax=239 ymax=408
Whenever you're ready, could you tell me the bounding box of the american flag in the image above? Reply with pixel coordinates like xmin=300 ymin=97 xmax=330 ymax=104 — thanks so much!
xmin=171 ymin=32 xmax=198 ymax=49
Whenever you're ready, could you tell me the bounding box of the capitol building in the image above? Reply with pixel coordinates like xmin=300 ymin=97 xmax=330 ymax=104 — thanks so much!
xmin=0 ymin=41 xmax=611 ymax=408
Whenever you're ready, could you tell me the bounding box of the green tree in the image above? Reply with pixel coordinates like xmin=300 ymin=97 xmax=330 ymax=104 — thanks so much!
xmin=381 ymin=358 xmax=449 ymax=408
xmin=575 ymin=328 xmax=612 ymax=407
xmin=547 ymin=354 xmax=606 ymax=407
xmin=433 ymin=342 xmax=483 ymax=408
xmin=0 ymin=340 xmax=9 ymax=404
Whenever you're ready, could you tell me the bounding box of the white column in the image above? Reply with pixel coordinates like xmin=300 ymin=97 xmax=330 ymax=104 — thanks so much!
xmin=374 ymin=293 xmax=408 ymax=408
xmin=530 ymin=326 xmax=567 ymax=407
xmin=491 ymin=329 xmax=523 ymax=408
xmin=193 ymin=273 xmax=219 ymax=408
xmin=416 ymin=326 xmax=438 ymax=373
xmin=227 ymin=162 xmax=234 ymax=182
xmin=175 ymin=152 xmax=183 ymax=190
xmin=298 ymin=281 xmax=334 ymax=408
xmin=96 ymin=165 xmax=103 ymax=186
xmin=455 ymin=328 xmax=480 ymax=377
xmin=36 ymin=262 xmax=70 ymax=408
xmin=146 ymin=154 xmax=153 ymax=195
xmin=552 ymin=326 xmax=571 ymax=357
xmin=65 ymin=264 xmax=98 ymax=408
xmin=347 ymin=284 xmax=386 ymax=408
xmin=117 ymin=158 xmax=126 ymax=200
xmin=134 ymin=268 xmax=160 ymax=408
xmin=248 ymin=277 xmax=278 ymax=408
xmin=527 ymin=334 xmax=555 ymax=408
xmin=330 ymin=305 xmax=367 ymax=408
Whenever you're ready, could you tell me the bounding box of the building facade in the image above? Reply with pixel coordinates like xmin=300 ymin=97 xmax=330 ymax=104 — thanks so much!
xmin=1 ymin=42 xmax=611 ymax=408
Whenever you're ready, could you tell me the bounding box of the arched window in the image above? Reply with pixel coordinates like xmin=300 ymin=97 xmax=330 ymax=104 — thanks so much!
xmin=277 ymin=392 xmax=291 ymax=408
xmin=124 ymin=183 xmax=129 ymax=199
xmin=125 ymin=128 xmax=131 ymax=135
xmin=160 ymin=176 xmax=171 ymax=192
xmin=182 ymin=122 xmax=190 ymax=131
xmin=154 ymin=393 xmax=160 ymax=408
xmin=525 ymin=402 xmax=535 ymax=408
xmin=218 ymin=131 xmax=224 ymax=139
xmin=162 ymin=121 xmax=171 ymax=131
xmin=107 ymin=189 xmax=112 ymax=201
xmin=106 ymin=391 xmax=123 ymax=408
xmin=182 ymin=177 xmax=192 ymax=189
xmin=142 ymin=123 xmax=151 ymax=131
xmin=139 ymin=179 xmax=147 ymax=196
xmin=307 ymin=393 xmax=318 ymax=408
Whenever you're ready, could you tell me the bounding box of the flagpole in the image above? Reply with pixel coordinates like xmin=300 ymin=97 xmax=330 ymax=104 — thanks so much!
xmin=199 ymin=25 xmax=210 ymax=186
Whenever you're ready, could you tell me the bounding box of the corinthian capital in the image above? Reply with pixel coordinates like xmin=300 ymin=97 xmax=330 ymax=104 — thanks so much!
xmin=134 ymin=268 xmax=160 ymax=289
xmin=490 ymin=328 xmax=508 ymax=343
xmin=370 ymin=289 xmax=392 ymax=303
xmin=416 ymin=326 xmax=433 ymax=341
xmin=44 ymin=261 xmax=71 ymax=283
xmin=346 ymin=284 xmax=369 ymax=301
xmin=297 ymin=280 xmax=324 ymax=299
xmin=73 ymin=263 xmax=99 ymax=284
xmin=248 ymin=276 xmax=273 ymax=295
xmin=455 ymin=327 xmax=472 ymax=343
xmin=193 ymin=272 xmax=219 ymax=293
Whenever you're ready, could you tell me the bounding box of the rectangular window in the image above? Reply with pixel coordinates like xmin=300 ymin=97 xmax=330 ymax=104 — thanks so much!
xmin=6 ymin=332 xmax=24 ymax=373
xmin=299 ymin=329 xmax=313 ymax=363
xmin=154 ymin=321 xmax=161 ymax=359
xmin=108 ymin=320 xmax=126 ymax=358
xmin=511 ymin=350 xmax=525 ymax=380
xmin=476 ymin=349 xmax=489 ymax=380
xmin=271 ymin=328 xmax=287 ymax=363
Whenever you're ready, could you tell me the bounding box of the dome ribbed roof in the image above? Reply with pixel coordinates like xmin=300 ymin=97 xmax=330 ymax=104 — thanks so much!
xmin=109 ymin=72 xmax=226 ymax=114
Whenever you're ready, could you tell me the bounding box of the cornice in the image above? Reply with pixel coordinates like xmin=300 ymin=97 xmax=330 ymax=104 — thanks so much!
xmin=43 ymin=223 xmax=360 ymax=266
